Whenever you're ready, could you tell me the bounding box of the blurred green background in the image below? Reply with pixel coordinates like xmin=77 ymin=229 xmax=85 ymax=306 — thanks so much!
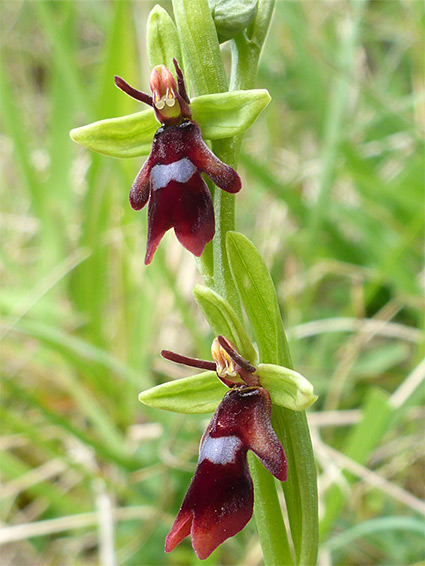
xmin=1 ymin=1 xmax=424 ymax=565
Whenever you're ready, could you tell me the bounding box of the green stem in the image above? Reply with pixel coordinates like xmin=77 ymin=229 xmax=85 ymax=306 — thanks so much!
xmin=172 ymin=1 xmax=296 ymax=564
xmin=226 ymin=232 xmax=319 ymax=565
xmin=172 ymin=0 xmax=241 ymax=315
xmin=210 ymin=138 xmax=241 ymax=315
xmin=249 ymin=454 xmax=294 ymax=566
xmin=211 ymin=0 xmax=276 ymax=314
xmin=230 ymin=6 xmax=319 ymax=562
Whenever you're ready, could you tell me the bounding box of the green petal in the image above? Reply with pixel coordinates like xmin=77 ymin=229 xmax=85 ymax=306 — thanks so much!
xmin=193 ymin=284 xmax=258 ymax=364
xmin=138 ymin=371 xmax=226 ymax=414
xmin=69 ymin=89 xmax=271 ymax=158
xmin=258 ymin=364 xmax=318 ymax=411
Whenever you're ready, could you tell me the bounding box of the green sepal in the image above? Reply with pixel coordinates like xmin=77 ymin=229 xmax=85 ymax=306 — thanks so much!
xmin=258 ymin=364 xmax=318 ymax=411
xmin=138 ymin=371 xmax=226 ymax=414
xmin=192 ymin=89 xmax=270 ymax=139
xmin=69 ymin=89 xmax=271 ymax=158
xmin=147 ymin=5 xmax=183 ymax=72
xmin=70 ymin=109 xmax=157 ymax=159
xmin=193 ymin=284 xmax=258 ymax=364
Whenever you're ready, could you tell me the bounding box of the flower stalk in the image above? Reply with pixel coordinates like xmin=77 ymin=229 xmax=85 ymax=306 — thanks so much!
xmin=171 ymin=1 xmax=314 ymax=564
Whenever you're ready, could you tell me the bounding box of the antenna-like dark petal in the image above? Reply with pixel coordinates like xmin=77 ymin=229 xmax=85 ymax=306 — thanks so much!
xmin=161 ymin=350 xmax=216 ymax=372
xmin=114 ymin=76 xmax=153 ymax=107
xmin=173 ymin=58 xmax=190 ymax=104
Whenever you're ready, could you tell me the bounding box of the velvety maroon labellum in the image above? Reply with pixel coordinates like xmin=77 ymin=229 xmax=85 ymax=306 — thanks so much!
xmin=114 ymin=60 xmax=241 ymax=264
xmin=130 ymin=121 xmax=240 ymax=264
xmin=165 ymin=386 xmax=287 ymax=559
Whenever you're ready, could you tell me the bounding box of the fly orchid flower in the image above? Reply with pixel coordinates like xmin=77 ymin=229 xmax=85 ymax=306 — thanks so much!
xmin=161 ymin=336 xmax=287 ymax=559
xmin=114 ymin=59 xmax=241 ymax=264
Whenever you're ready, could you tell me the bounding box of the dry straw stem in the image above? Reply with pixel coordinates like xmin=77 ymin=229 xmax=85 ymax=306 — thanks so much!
xmin=390 ymin=356 xmax=425 ymax=409
xmin=307 ymin=410 xmax=361 ymax=428
xmin=0 ymin=506 xmax=162 ymax=546
xmin=325 ymin=300 xmax=403 ymax=411
xmin=315 ymin=436 xmax=425 ymax=517
xmin=0 ymin=460 xmax=67 ymax=501
xmin=94 ymin=480 xmax=116 ymax=566
xmin=290 ymin=317 xmax=422 ymax=344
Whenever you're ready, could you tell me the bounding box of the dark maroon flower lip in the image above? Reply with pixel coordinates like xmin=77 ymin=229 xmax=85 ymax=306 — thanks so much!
xmin=114 ymin=59 xmax=241 ymax=264
xmin=164 ymin=385 xmax=287 ymax=559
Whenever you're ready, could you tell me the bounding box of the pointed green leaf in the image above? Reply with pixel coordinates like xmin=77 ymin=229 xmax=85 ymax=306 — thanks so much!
xmin=258 ymin=364 xmax=318 ymax=411
xmin=147 ymin=5 xmax=182 ymax=72
xmin=226 ymin=231 xmax=319 ymax=566
xmin=70 ymin=89 xmax=271 ymax=158
xmin=226 ymin=231 xmax=292 ymax=365
xmin=138 ymin=371 xmax=226 ymax=414
xmin=193 ymin=284 xmax=258 ymax=364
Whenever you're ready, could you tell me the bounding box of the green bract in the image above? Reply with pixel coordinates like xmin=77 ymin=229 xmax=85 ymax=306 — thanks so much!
xmin=138 ymin=371 xmax=226 ymax=414
xmin=69 ymin=89 xmax=271 ymax=158
xmin=208 ymin=0 xmax=258 ymax=42
xmin=193 ymin=284 xmax=258 ymax=364
xmin=226 ymin=231 xmax=292 ymax=365
xmin=226 ymin=231 xmax=319 ymax=564
xmin=147 ymin=5 xmax=182 ymax=72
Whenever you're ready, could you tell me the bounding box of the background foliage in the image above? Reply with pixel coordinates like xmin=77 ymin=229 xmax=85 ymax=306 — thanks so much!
xmin=1 ymin=1 xmax=424 ymax=565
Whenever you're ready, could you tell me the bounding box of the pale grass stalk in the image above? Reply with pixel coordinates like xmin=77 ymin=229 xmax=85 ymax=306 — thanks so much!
xmin=308 ymin=410 xmax=361 ymax=428
xmin=0 ymin=247 xmax=90 ymax=341
xmin=130 ymin=463 xmax=165 ymax=483
xmin=290 ymin=317 xmax=421 ymax=343
xmin=94 ymin=479 xmax=116 ymax=566
xmin=318 ymin=547 xmax=333 ymax=566
xmin=0 ymin=213 xmax=39 ymax=234
xmin=315 ymin=438 xmax=425 ymax=516
xmin=0 ymin=435 xmax=28 ymax=451
xmin=0 ymin=506 xmax=155 ymax=545
xmin=325 ymin=301 xmax=402 ymax=411
xmin=243 ymin=540 xmax=264 ymax=565
xmin=159 ymin=443 xmax=196 ymax=473
xmin=390 ymin=356 xmax=425 ymax=409
xmin=312 ymin=430 xmax=351 ymax=506
xmin=0 ymin=460 xmax=67 ymax=501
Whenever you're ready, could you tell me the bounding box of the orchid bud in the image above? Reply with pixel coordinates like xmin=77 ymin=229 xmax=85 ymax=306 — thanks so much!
xmin=208 ymin=0 xmax=258 ymax=43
